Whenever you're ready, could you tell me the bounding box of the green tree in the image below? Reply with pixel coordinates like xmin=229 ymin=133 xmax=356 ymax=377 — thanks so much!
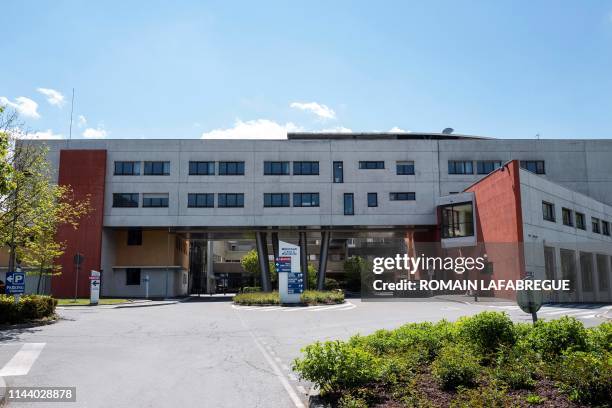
xmin=0 ymin=108 xmax=91 ymax=287
xmin=344 ymin=256 xmax=367 ymax=292
xmin=0 ymin=107 xmax=15 ymax=196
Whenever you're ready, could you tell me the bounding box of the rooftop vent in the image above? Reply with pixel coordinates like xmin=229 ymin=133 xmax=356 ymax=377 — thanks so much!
xmin=442 ymin=127 xmax=454 ymax=135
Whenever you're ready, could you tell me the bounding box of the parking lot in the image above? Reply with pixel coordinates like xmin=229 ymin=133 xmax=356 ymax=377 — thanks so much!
xmin=0 ymin=298 xmax=609 ymax=407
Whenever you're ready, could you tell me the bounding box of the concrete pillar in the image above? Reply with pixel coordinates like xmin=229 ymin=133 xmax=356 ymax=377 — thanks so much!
xmin=271 ymin=231 xmax=280 ymax=260
xmin=317 ymin=230 xmax=331 ymax=290
xmin=206 ymin=240 xmax=215 ymax=294
xmin=255 ymin=232 xmax=272 ymax=292
xmin=299 ymin=231 xmax=308 ymax=290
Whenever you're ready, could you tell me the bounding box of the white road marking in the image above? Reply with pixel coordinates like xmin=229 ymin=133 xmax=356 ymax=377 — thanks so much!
xmin=0 ymin=343 xmax=46 ymax=377
xmin=234 ymin=313 xmax=305 ymax=408
xmin=308 ymin=303 xmax=355 ymax=312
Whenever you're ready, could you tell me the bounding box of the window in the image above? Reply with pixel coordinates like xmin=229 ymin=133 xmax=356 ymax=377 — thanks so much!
xmin=114 ymin=161 xmax=140 ymax=176
xmin=218 ymin=193 xmax=244 ymax=207
xmin=441 ymin=202 xmax=474 ymax=238
xmin=127 ymin=228 xmax=142 ymax=246
xmin=520 ymin=160 xmax=545 ymax=174
xmin=263 ymin=193 xmax=290 ymax=207
xmin=293 ymin=161 xmax=319 ymax=175
xmin=293 ymin=193 xmax=319 ymax=207
xmin=188 ymin=193 xmax=214 ymax=208
xmin=602 ymin=221 xmax=610 ymax=236
xmin=264 ymin=161 xmax=290 ymax=175
xmin=333 ymin=161 xmax=343 ymax=183
xmin=144 ymin=161 xmax=170 ymax=175
xmin=343 ymin=193 xmax=354 ymax=215
xmin=189 ymin=161 xmax=215 ymax=175
xmin=562 ymin=208 xmax=573 ymax=226
xmin=218 ymin=161 xmax=245 ymax=175
xmin=142 ymin=193 xmax=169 ymax=208
xmin=396 ymin=161 xmax=415 ymax=175
xmin=448 ymin=160 xmax=473 ymax=175
xmin=390 ymin=192 xmax=416 ymax=201
xmin=576 ymin=212 xmax=586 ymax=230
xmin=542 ymin=201 xmax=555 ymax=222
xmin=592 ymin=217 xmax=601 ymax=234
xmin=126 ymin=268 xmax=141 ymax=286
xmin=113 ymin=193 xmax=139 ymax=208
xmin=367 ymin=192 xmax=378 ymax=207
xmin=359 ymin=161 xmax=384 ymax=170
xmin=476 ymin=160 xmax=502 ymax=175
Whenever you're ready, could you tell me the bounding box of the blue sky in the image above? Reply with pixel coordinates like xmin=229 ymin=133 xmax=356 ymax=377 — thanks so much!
xmin=2 ymin=1 xmax=612 ymax=140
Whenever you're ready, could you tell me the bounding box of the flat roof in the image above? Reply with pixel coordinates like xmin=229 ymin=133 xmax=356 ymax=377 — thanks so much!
xmin=287 ymin=132 xmax=493 ymax=140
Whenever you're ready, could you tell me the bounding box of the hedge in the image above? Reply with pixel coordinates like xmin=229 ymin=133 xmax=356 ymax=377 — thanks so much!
xmin=0 ymin=295 xmax=57 ymax=324
xmin=233 ymin=290 xmax=345 ymax=306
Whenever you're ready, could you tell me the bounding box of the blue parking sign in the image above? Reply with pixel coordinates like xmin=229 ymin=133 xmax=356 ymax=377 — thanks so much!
xmin=6 ymin=271 xmax=25 ymax=294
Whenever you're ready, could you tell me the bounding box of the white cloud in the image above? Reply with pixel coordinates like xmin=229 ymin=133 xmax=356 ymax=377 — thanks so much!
xmin=201 ymin=119 xmax=301 ymax=139
xmin=9 ymin=128 xmax=63 ymax=140
xmin=82 ymin=127 xmax=108 ymax=139
xmin=388 ymin=126 xmax=410 ymax=133
xmin=0 ymin=96 xmax=40 ymax=118
xmin=290 ymin=101 xmax=336 ymax=120
xmin=320 ymin=126 xmax=352 ymax=133
xmin=36 ymin=88 xmax=65 ymax=107
xmin=77 ymin=115 xmax=87 ymax=127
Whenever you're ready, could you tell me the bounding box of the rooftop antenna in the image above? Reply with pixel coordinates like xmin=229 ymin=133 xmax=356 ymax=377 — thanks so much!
xmin=68 ymin=88 xmax=75 ymax=142
xmin=535 ymin=133 xmax=540 ymax=140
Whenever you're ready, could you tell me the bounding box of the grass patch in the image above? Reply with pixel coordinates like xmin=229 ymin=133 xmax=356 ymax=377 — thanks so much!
xmin=232 ymin=290 xmax=345 ymax=306
xmin=293 ymin=312 xmax=611 ymax=407
xmin=56 ymin=298 xmax=131 ymax=306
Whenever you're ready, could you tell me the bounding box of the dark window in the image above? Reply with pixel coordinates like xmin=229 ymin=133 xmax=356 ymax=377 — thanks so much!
xmin=126 ymin=268 xmax=141 ymax=286
xmin=142 ymin=194 xmax=169 ymax=208
xmin=127 ymin=228 xmax=142 ymax=246
xmin=264 ymin=193 xmax=290 ymax=207
xmin=333 ymin=161 xmax=343 ymax=183
xmin=476 ymin=161 xmax=502 ymax=175
xmin=592 ymin=217 xmax=601 ymax=234
xmin=520 ymin=160 xmax=545 ymax=174
xmin=264 ymin=161 xmax=290 ymax=175
xmin=448 ymin=160 xmax=474 ymax=175
xmin=367 ymin=192 xmax=378 ymax=207
xmin=390 ymin=192 xmax=416 ymax=201
xmin=293 ymin=193 xmax=319 ymax=207
xmin=144 ymin=161 xmax=170 ymax=175
xmin=602 ymin=221 xmax=610 ymax=236
xmin=293 ymin=161 xmax=319 ymax=175
xmin=396 ymin=161 xmax=415 ymax=175
xmin=576 ymin=212 xmax=586 ymax=230
xmin=542 ymin=201 xmax=555 ymax=222
xmin=344 ymin=193 xmax=354 ymax=215
xmin=359 ymin=161 xmax=384 ymax=170
xmin=218 ymin=193 xmax=244 ymax=207
xmin=113 ymin=193 xmax=139 ymax=208
xmin=114 ymin=161 xmax=140 ymax=176
xmin=441 ymin=202 xmax=474 ymax=238
xmin=218 ymin=161 xmax=245 ymax=175
xmin=562 ymin=208 xmax=573 ymax=226
xmin=187 ymin=193 xmax=214 ymax=208
xmin=189 ymin=161 xmax=215 ymax=175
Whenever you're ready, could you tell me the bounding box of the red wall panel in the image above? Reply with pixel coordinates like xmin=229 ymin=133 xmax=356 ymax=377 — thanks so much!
xmin=53 ymin=150 xmax=107 ymax=298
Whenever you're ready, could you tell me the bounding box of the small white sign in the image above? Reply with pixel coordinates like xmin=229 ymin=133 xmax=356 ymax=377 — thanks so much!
xmin=278 ymin=241 xmax=302 ymax=304
xmin=90 ymin=270 xmax=101 ymax=305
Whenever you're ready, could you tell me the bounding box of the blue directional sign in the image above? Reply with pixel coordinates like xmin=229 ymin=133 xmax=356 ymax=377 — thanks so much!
xmin=5 ymin=271 xmax=25 ymax=294
xmin=275 ymin=257 xmax=292 ymax=273
xmin=287 ymin=272 xmax=304 ymax=294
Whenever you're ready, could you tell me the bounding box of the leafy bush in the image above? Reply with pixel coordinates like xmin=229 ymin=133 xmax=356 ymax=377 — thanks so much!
xmin=324 ymin=277 xmax=340 ymax=290
xmin=349 ymin=320 xmax=457 ymax=362
xmin=232 ymin=292 xmax=280 ymax=305
xmin=526 ymin=316 xmax=587 ymax=357
xmin=0 ymin=295 xmax=57 ymax=324
xmin=586 ymin=321 xmax=612 ymax=353
xmin=240 ymin=286 xmax=261 ymax=293
xmin=337 ymin=394 xmax=368 ymax=408
xmin=493 ymin=344 xmax=537 ymax=389
xmin=300 ymin=290 xmax=344 ymax=305
xmin=555 ymin=350 xmax=612 ymax=404
xmin=432 ymin=344 xmax=480 ymax=390
xmin=525 ymin=394 xmax=546 ymax=405
xmin=292 ymin=340 xmax=381 ymax=393
xmin=450 ymin=381 xmax=512 ymax=408
xmin=457 ymin=311 xmax=515 ymax=356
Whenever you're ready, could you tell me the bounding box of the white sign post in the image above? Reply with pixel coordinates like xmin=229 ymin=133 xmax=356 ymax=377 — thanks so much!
xmin=277 ymin=241 xmax=304 ymax=304
xmin=89 ymin=270 xmax=101 ymax=306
